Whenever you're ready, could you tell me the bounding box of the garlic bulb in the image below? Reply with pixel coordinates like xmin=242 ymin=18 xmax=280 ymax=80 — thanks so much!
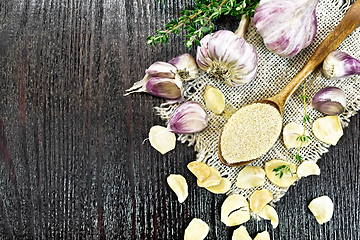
xmin=311 ymin=86 xmax=346 ymax=115
xmin=254 ymin=0 xmax=319 ymax=58
xmin=323 ymin=51 xmax=360 ymax=80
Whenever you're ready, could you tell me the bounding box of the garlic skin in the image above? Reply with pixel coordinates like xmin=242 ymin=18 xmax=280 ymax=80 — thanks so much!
xmin=265 ymin=160 xmax=297 ymax=188
xmin=167 ymin=101 xmax=208 ymax=134
xmin=283 ymin=122 xmax=311 ymax=148
xmin=254 ymin=0 xmax=318 ymax=58
xmin=149 ymin=126 xmax=176 ymax=154
xmin=221 ymin=194 xmax=250 ymax=226
xmin=184 ymin=218 xmax=209 ymax=240
xmin=311 ymin=86 xmax=346 ymax=115
xmin=323 ymin=51 xmax=360 ymax=80
xmin=236 ymin=166 xmax=266 ymax=189
xmin=308 ymin=196 xmax=334 ymax=224
xmin=250 ymin=189 xmax=273 ymax=214
xmin=257 ymin=205 xmax=279 ymax=228
xmin=312 ymin=116 xmax=343 ymax=145
xmin=169 ymin=53 xmax=199 ymax=81
xmin=254 ymin=231 xmax=270 ymax=240
xmin=167 ymin=174 xmax=188 ymax=203
xmin=232 ymin=226 xmax=252 ymax=240
xmin=297 ymin=161 xmax=320 ymax=177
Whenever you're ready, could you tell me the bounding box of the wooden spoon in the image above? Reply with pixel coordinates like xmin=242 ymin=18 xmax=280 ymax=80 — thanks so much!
xmin=219 ymin=0 xmax=360 ymax=167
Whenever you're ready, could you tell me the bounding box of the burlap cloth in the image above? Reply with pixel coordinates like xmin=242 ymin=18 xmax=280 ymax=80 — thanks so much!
xmin=155 ymin=0 xmax=360 ymax=203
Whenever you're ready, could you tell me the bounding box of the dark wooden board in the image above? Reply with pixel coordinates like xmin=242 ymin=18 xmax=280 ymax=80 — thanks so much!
xmin=0 ymin=0 xmax=359 ymax=239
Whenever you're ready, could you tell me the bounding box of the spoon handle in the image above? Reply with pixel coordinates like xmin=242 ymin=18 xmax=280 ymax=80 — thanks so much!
xmin=270 ymin=0 xmax=360 ymax=113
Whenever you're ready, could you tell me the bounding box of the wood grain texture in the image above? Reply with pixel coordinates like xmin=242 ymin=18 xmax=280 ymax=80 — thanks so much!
xmin=0 ymin=0 xmax=359 ymax=239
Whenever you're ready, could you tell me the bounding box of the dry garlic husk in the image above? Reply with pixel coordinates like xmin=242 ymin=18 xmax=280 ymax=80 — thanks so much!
xmin=297 ymin=161 xmax=320 ymax=177
xmin=250 ymin=189 xmax=273 ymax=214
xmin=265 ymin=160 xmax=297 ymax=188
xmin=257 ymin=205 xmax=279 ymax=228
xmin=283 ymin=122 xmax=311 ymax=148
xmin=254 ymin=230 xmax=270 ymax=240
xmin=308 ymin=196 xmax=334 ymax=224
xmin=197 ymin=167 xmax=221 ymax=188
xmin=203 ymin=85 xmax=225 ymax=114
xmin=236 ymin=166 xmax=265 ymax=189
xmin=221 ymin=194 xmax=250 ymax=226
xmin=205 ymin=178 xmax=231 ymax=194
xmin=184 ymin=218 xmax=209 ymax=240
xmin=254 ymin=0 xmax=319 ymax=58
xmin=312 ymin=116 xmax=343 ymax=145
xmin=311 ymin=86 xmax=346 ymax=115
xmin=323 ymin=51 xmax=360 ymax=80
xmin=187 ymin=161 xmax=211 ymax=182
xmin=232 ymin=226 xmax=252 ymax=240
xmin=149 ymin=126 xmax=176 ymax=154
xmin=167 ymin=174 xmax=188 ymax=203
xmin=168 ymin=53 xmax=199 ymax=81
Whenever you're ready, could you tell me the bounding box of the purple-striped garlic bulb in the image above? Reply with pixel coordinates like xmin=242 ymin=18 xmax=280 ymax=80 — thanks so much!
xmin=322 ymin=51 xmax=360 ymax=80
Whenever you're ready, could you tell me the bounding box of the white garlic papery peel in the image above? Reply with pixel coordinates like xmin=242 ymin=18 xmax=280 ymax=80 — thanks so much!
xmin=196 ymin=30 xmax=258 ymax=86
xmin=254 ymin=0 xmax=318 ymax=58
xmin=187 ymin=161 xmax=211 ymax=182
xmin=322 ymin=51 xmax=360 ymax=80
xmin=236 ymin=166 xmax=266 ymax=189
xmin=250 ymin=189 xmax=273 ymax=214
xmin=149 ymin=126 xmax=176 ymax=154
xmin=265 ymin=160 xmax=297 ymax=188
xmin=203 ymin=85 xmax=226 ymax=114
xmin=205 ymin=178 xmax=231 ymax=194
xmin=312 ymin=116 xmax=343 ymax=145
xmin=221 ymin=194 xmax=250 ymax=226
xmin=168 ymin=53 xmax=199 ymax=81
xmin=308 ymin=196 xmax=334 ymax=224
xmin=254 ymin=231 xmax=270 ymax=240
xmin=197 ymin=167 xmax=221 ymax=188
xmin=257 ymin=205 xmax=279 ymax=228
xmin=232 ymin=226 xmax=252 ymax=240
xmin=167 ymin=174 xmax=188 ymax=203
xmin=297 ymin=161 xmax=320 ymax=177
xmin=184 ymin=218 xmax=209 ymax=240
xmin=283 ymin=122 xmax=311 ymax=148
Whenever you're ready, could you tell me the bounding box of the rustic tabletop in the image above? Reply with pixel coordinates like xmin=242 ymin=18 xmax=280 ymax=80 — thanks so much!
xmin=0 ymin=0 xmax=359 ymax=239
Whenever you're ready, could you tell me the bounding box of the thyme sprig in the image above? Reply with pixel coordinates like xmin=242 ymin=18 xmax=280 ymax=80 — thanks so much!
xmin=148 ymin=0 xmax=260 ymax=48
xmin=273 ymin=83 xmax=312 ymax=178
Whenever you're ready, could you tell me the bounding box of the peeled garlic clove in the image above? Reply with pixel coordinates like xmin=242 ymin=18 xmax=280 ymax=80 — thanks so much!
xmin=283 ymin=122 xmax=311 ymax=148
xmin=250 ymin=189 xmax=273 ymax=214
xmin=203 ymin=85 xmax=226 ymax=114
xmin=197 ymin=167 xmax=221 ymax=188
xmin=265 ymin=160 xmax=297 ymax=188
xmin=167 ymin=174 xmax=188 ymax=203
xmin=312 ymin=116 xmax=343 ymax=145
xmin=167 ymin=101 xmax=208 ymax=134
xmin=168 ymin=53 xmax=199 ymax=81
xmin=308 ymin=196 xmax=334 ymax=224
xmin=322 ymin=51 xmax=360 ymax=80
xmin=236 ymin=166 xmax=265 ymax=189
xmin=221 ymin=194 xmax=250 ymax=226
xmin=184 ymin=218 xmax=209 ymax=240
xmin=145 ymin=77 xmax=182 ymax=100
xmin=254 ymin=230 xmax=270 ymax=240
xmin=205 ymin=178 xmax=231 ymax=194
xmin=257 ymin=205 xmax=279 ymax=228
xmin=297 ymin=161 xmax=320 ymax=177
xmin=311 ymin=86 xmax=346 ymax=115
xmin=187 ymin=161 xmax=211 ymax=182
xmin=232 ymin=226 xmax=252 ymax=240
xmin=149 ymin=126 xmax=176 ymax=154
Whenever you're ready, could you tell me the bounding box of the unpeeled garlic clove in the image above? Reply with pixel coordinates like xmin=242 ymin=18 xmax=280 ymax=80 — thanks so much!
xmin=322 ymin=51 xmax=360 ymax=80
xmin=312 ymin=116 xmax=343 ymax=145
xmin=232 ymin=226 xmax=252 ymax=240
xmin=187 ymin=161 xmax=211 ymax=182
xmin=167 ymin=174 xmax=188 ymax=203
xmin=205 ymin=178 xmax=231 ymax=194
xmin=197 ymin=167 xmax=221 ymax=188
xmin=221 ymin=194 xmax=250 ymax=226
xmin=168 ymin=53 xmax=199 ymax=81
xmin=149 ymin=126 xmax=176 ymax=154
xmin=308 ymin=196 xmax=334 ymax=224
xmin=257 ymin=205 xmax=279 ymax=228
xmin=145 ymin=77 xmax=182 ymax=100
xmin=297 ymin=161 xmax=320 ymax=177
xmin=254 ymin=230 xmax=270 ymax=240
xmin=265 ymin=160 xmax=297 ymax=188
xmin=283 ymin=122 xmax=311 ymax=148
xmin=250 ymin=189 xmax=273 ymax=214
xmin=203 ymin=85 xmax=226 ymax=114
xmin=184 ymin=218 xmax=209 ymax=240
xmin=311 ymin=86 xmax=346 ymax=115
xmin=236 ymin=166 xmax=265 ymax=189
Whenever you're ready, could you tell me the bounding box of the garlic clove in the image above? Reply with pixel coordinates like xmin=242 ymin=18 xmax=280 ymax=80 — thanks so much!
xmin=184 ymin=218 xmax=209 ymax=240
xmin=250 ymin=189 xmax=273 ymax=214
xmin=221 ymin=194 xmax=250 ymax=226
xmin=205 ymin=178 xmax=231 ymax=194
xmin=196 ymin=34 xmax=212 ymax=71
xmin=257 ymin=205 xmax=279 ymax=228
xmin=145 ymin=77 xmax=182 ymax=100
xmin=253 ymin=230 xmax=270 ymax=240
xmin=322 ymin=51 xmax=360 ymax=80
xmin=311 ymin=86 xmax=346 ymax=115
xmin=297 ymin=161 xmax=320 ymax=177
xmin=265 ymin=160 xmax=297 ymax=188
xmin=232 ymin=226 xmax=252 ymax=240
xmin=283 ymin=122 xmax=311 ymax=148
xmin=203 ymin=85 xmax=226 ymax=114
xmin=236 ymin=166 xmax=265 ymax=189
xmin=167 ymin=174 xmax=188 ymax=203
xmin=168 ymin=53 xmax=199 ymax=81
xmin=167 ymin=101 xmax=208 ymax=134
xmin=149 ymin=126 xmax=176 ymax=154
xmin=145 ymin=61 xmax=177 ymax=79
xmin=197 ymin=167 xmax=221 ymax=188
xmin=312 ymin=116 xmax=343 ymax=145
xmin=187 ymin=161 xmax=211 ymax=182
xmin=308 ymin=196 xmax=334 ymax=224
